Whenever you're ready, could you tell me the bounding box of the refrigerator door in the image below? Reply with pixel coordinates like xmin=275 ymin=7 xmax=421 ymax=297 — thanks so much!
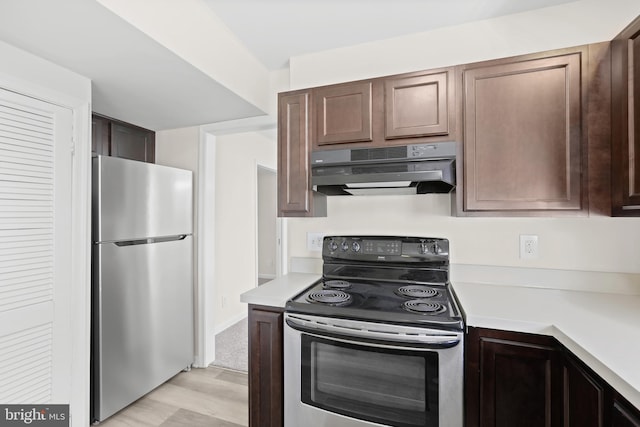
xmin=93 ymin=236 xmax=194 ymax=421
xmin=93 ymin=156 xmax=193 ymax=242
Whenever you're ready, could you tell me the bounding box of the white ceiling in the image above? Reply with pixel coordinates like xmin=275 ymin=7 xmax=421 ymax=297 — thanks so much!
xmin=0 ymin=0 xmax=575 ymax=130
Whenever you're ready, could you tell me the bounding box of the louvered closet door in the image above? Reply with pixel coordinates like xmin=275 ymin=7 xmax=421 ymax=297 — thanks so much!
xmin=0 ymin=88 xmax=73 ymax=404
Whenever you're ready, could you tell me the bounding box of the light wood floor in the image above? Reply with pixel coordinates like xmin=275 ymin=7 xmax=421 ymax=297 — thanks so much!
xmin=97 ymin=366 xmax=248 ymax=427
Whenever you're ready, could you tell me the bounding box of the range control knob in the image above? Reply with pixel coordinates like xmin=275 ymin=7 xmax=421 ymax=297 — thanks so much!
xmin=328 ymin=240 xmax=338 ymax=252
xmin=433 ymin=242 xmax=441 ymax=254
xmin=340 ymin=240 xmax=350 ymax=251
xmin=419 ymin=241 xmax=430 ymax=254
xmin=352 ymin=241 xmax=361 ymax=252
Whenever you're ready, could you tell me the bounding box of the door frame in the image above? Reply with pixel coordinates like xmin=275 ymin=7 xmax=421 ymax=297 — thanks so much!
xmin=196 ymin=116 xmax=282 ymax=367
xmin=255 ymin=163 xmax=280 ymax=283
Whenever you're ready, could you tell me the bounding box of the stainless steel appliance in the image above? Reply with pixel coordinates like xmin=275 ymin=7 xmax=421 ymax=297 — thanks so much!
xmin=284 ymin=236 xmax=464 ymax=427
xmin=311 ymin=142 xmax=456 ymax=196
xmin=91 ymin=156 xmax=194 ymax=422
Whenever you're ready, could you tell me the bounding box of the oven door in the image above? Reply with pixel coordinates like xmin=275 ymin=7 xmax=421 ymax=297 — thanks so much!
xmin=284 ymin=313 xmax=463 ymax=427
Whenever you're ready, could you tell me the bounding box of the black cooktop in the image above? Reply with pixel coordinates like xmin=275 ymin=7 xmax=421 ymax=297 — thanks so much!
xmin=285 ymin=236 xmax=465 ymax=331
xmin=285 ymin=277 xmax=464 ymax=331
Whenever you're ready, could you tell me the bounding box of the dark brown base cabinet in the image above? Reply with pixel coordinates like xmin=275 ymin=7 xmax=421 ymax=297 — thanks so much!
xmin=466 ymin=327 xmax=640 ymax=427
xmin=91 ymin=113 xmax=155 ymax=163
xmin=248 ymin=305 xmax=284 ymax=427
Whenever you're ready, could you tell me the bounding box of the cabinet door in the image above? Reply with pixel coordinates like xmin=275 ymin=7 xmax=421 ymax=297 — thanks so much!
xmin=278 ymin=92 xmax=310 ymax=215
xmin=613 ymin=398 xmax=640 ymax=427
xmin=462 ymin=51 xmax=584 ymax=213
xmin=278 ymin=91 xmax=326 ymax=217
xmin=563 ymin=354 xmax=605 ymax=427
xmin=92 ymin=114 xmax=109 ymax=155
xmin=248 ymin=305 xmax=284 ymax=427
xmin=612 ymin=17 xmax=640 ymax=215
xmin=466 ymin=328 xmax=562 ymax=427
xmin=384 ymin=71 xmax=450 ymax=139
xmin=314 ymin=82 xmax=372 ymax=146
xmin=110 ymin=122 xmax=155 ymax=163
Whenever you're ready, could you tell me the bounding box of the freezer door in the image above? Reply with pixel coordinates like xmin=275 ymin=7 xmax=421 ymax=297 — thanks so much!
xmin=93 ymin=155 xmax=193 ymax=242
xmin=92 ymin=236 xmax=194 ymax=422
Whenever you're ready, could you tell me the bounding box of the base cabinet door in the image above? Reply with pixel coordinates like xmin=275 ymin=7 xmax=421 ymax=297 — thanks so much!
xmin=248 ymin=305 xmax=284 ymax=427
xmin=613 ymin=398 xmax=640 ymax=427
xmin=563 ymin=353 xmax=606 ymax=427
xmin=466 ymin=327 xmax=563 ymax=427
xmin=466 ymin=327 xmax=640 ymax=427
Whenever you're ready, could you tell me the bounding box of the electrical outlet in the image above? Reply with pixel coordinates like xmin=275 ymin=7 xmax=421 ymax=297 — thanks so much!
xmin=520 ymin=235 xmax=539 ymax=259
xmin=307 ymin=232 xmax=325 ymax=251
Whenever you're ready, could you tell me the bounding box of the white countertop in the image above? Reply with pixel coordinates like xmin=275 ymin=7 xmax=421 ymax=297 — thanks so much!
xmin=240 ymin=273 xmax=320 ymax=307
xmin=240 ymin=267 xmax=640 ymax=410
xmin=452 ymin=281 xmax=640 ymax=411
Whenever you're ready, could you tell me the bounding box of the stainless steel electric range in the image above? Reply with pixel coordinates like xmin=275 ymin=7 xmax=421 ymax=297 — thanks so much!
xmin=284 ymin=236 xmax=465 ymax=427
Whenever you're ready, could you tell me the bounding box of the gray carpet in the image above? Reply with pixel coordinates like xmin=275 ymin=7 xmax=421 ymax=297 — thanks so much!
xmin=211 ymin=317 xmax=248 ymax=372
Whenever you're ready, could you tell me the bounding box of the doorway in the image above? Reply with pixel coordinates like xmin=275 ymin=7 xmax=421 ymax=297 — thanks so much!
xmin=256 ymin=165 xmax=278 ymax=285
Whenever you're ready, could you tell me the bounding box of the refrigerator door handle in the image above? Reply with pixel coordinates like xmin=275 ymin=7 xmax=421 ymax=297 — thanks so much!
xmin=112 ymin=234 xmax=188 ymax=247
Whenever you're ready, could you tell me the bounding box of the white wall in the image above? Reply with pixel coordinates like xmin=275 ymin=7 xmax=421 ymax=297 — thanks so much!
xmin=287 ymin=196 xmax=640 ymax=276
xmin=283 ymin=2 xmax=640 ymax=283
xmin=215 ymin=131 xmax=277 ymax=326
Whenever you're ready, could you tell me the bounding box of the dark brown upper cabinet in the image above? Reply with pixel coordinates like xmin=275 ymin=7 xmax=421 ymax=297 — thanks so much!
xmin=310 ymin=67 xmax=456 ymax=151
xmin=313 ymin=81 xmax=373 ymax=146
xmin=384 ymin=70 xmax=451 ymax=139
xmin=612 ymin=16 xmax=640 ymax=216
xmin=278 ymin=90 xmax=326 ymax=217
xmin=458 ymin=48 xmax=586 ymax=215
xmin=91 ymin=113 xmax=155 ymax=163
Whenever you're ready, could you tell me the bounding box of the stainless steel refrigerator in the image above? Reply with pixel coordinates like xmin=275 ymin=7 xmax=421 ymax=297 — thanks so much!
xmin=91 ymin=155 xmax=194 ymax=422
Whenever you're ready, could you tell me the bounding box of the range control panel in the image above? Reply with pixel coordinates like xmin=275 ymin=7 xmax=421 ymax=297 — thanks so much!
xmin=323 ymin=236 xmax=449 ymax=263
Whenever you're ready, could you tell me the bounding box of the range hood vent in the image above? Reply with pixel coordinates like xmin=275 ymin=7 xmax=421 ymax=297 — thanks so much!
xmin=312 ymin=142 xmax=456 ymax=196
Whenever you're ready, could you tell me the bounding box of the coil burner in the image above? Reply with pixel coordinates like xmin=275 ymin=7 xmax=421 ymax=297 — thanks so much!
xmin=402 ymin=300 xmax=446 ymax=315
xmin=323 ymin=280 xmax=352 ymax=290
xmin=306 ymin=289 xmax=352 ymax=306
xmin=396 ymin=285 xmax=439 ymax=299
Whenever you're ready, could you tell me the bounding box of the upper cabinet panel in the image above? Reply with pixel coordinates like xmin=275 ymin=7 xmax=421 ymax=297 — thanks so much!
xmin=314 ymin=82 xmax=372 ymax=146
xmin=91 ymin=113 xmax=155 ymax=163
xmin=278 ymin=90 xmax=327 ymax=217
xmin=460 ymin=50 xmax=585 ymax=214
xmin=110 ymin=122 xmax=155 ymax=163
xmin=384 ymin=71 xmax=450 ymax=139
xmin=612 ymin=16 xmax=640 ymax=216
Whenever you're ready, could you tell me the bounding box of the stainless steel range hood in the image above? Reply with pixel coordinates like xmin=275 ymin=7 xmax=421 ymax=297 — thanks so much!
xmin=311 ymin=142 xmax=456 ymax=196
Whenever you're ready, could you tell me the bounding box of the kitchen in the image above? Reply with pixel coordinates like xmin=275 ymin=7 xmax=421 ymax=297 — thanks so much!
xmin=0 ymin=0 xmax=640 ymax=426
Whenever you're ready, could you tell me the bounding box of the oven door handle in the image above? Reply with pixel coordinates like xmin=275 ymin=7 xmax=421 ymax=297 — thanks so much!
xmin=285 ymin=316 xmax=461 ymax=349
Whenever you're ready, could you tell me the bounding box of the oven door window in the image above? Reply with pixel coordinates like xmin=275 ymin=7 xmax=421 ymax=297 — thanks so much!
xmin=301 ymin=334 xmax=439 ymax=427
